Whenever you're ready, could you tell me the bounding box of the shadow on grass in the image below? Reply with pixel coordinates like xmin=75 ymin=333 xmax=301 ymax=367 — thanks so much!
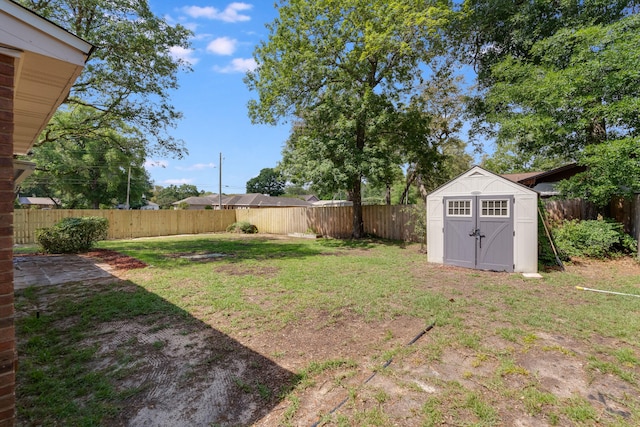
xmin=101 ymin=235 xmax=332 ymax=267
xmin=99 ymin=234 xmax=414 ymax=267
xmin=15 ymin=277 xmax=299 ymax=426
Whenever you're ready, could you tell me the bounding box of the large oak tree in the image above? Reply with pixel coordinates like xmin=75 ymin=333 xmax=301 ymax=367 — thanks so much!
xmin=246 ymin=0 xmax=451 ymax=237
xmin=19 ymin=0 xmax=193 ymax=158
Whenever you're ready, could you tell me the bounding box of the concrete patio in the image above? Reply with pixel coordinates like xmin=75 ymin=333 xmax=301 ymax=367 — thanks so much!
xmin=13 ymin=254 xmax=116 ymax=290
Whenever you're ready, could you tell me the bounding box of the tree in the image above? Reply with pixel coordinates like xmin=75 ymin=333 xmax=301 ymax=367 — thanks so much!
xmin=480 ymin=141 xmax=566 ymax=175
xmin=457 ymin=1 xmax=638 ymax=165
xmin=481 ymin=15 xmax=639 ymax=157
xmin=19 ymin=106 xmax=152 ymax=208
xmin=153 ymin=184 xmax=202 ymax=209
xmin=456 ymin=0 xmax=634 ymax=86
xmin=246 ymin=0 xmax=450 ymax=238
xmin=246 ymin=168 xmax=286 ymax=196
xmin=557 ymin=138 xmax=640 ymax=208
xmin=400 ymin=62 xmax=472 ymax=201
xmin=19 ymin=0 xmax=192 ymax=158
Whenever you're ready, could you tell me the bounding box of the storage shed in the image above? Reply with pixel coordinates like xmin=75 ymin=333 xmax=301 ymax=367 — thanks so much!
xmin=427 ymin=166 xmax=538 ymax=273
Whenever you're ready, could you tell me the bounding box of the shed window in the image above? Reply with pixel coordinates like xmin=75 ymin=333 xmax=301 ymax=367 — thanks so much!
xmin=481 ymin=199 xmax=509 ymax=217
xmin=447 ymin=199 xmax=472 ymax=217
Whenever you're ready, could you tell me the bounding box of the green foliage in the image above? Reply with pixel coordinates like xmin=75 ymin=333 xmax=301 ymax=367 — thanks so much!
xmin=19 ymin=0 xmax=192 ymax=158
xmin=556 ymin=138 xmax=640 ymax=207
xmin=481 ymin=14 xmax=640 ymax=160
xmin=461 ymin=2 xmax=639 ymax=199
xmin=402 ymin=201 xmax=426 ymax=248
xmin=226 ymin=222 xmax=258 ymax=234
xmin=457 ymin=0 xmax=632 ymax=86
xmin=153 ymin=184 xmax=202 ymax=209
xmin=538 ymin=203 xmax=560 ymax=267
xmin=552 ymin=218 xmax=637 ymax=259
xmin=246 ymin=168 xmax=285 ymax=196
xmin=19 ymin=106 xmax=152 ymax=209
xmin=36 ymin=217 xmax=109 ymax=254
xmin=246 ymin=0 xmax=452 ymax=237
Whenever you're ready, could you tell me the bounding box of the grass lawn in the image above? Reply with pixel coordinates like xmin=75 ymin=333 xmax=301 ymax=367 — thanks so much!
xmin=14 ymin=233 xmax=640 ymax=426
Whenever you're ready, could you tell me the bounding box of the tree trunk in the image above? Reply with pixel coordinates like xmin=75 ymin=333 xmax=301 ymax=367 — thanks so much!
xmin=385 ymin=184 xmax=391 ymax=206
xmin=350 ymin=178 xmax=364 ymax=238
xmin=351 ymin=116 xmax=366 ymax=238
xmin=401 ymin=169 xmax=417 ymax=205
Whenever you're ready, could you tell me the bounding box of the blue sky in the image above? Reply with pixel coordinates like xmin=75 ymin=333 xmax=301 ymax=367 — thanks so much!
xmin=145 ymin=2 xmax=482 ymax=195
xmin=145 ymin=1 xmax=286 ymax=194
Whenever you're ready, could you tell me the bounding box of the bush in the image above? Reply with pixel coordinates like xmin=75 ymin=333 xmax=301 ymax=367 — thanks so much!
xmin=226 ymin=221 xmax=258 ymax=234
xmin=36 ymin=217 xmax=109 ymax=254
xmin=552 ymin=218 xmax=637 ymax=259
xmin=402 ymin=201 xmax=426 ymax=249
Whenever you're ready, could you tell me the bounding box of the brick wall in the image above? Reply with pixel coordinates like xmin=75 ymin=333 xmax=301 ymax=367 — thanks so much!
xmin=0 ymin=53 xmax=15 ymax=427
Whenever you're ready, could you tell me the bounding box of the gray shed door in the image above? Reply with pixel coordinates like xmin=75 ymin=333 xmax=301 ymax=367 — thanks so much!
xmin=443 ymin=196 xmax=514 ymax=272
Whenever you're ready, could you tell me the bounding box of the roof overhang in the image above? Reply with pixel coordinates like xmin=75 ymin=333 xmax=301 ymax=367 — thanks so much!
xmin=1 ymin=0 xmax=93 ymax=155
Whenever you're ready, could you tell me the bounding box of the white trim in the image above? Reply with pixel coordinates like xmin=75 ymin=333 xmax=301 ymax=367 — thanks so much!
xmin=479 ymin=199 xmax=510 ymax=218
xmin=0 ymin=0 xmax=92 ymax=54
xmin=0 ymin=45 xmax=22 ymax=58
xmin=446 ymin=199 xmax=472 ymax=217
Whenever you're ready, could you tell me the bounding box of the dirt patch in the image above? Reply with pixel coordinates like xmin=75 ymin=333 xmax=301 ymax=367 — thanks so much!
xmin=15 ymin=251 xmax=640 ymax=426
xmin=215 ymin=264 xmax=280 ymax=277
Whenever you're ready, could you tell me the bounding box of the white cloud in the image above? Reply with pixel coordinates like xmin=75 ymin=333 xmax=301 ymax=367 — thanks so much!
xmin=176 ymin=163 xmax=216 ymax=171
xmin=182 ymin=3 xmax=252 ymax=23
xmin=206 ymin=37 xmax=237 ymax=55
xmin=163 ymin=178 xmax=194 ymax=185
xmin=145 ymin=160 xmax=169 ymax=168
xmin=169 ymin=46 xmax=199 ymax=66
xmin=214 ymin=57 xmax=257 ymax=73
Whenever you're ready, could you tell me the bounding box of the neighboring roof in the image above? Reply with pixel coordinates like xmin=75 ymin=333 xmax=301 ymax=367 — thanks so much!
xmin=17 ymin=196 xmax=58 ymax=205
xmin=1 ymin=0 xmax=94 ymax=155
xmin=172 ymin=196 xmax=216 ymax=206
xmin=224 ymin=193 xmax=311 ymax=207
xmin=502 ymin=163 xmax=586 ymax=188
xmin=313 ymin=200 xmax=353 ymax=207
xmin=174 ymin=193 xmax=312 ymax=208
xmin=501 ymin=171 xmax=542 ymax=183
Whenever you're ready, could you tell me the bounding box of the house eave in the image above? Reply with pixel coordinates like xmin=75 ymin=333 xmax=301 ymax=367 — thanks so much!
xmin=1 ymin=0 xmax=94 ymax=155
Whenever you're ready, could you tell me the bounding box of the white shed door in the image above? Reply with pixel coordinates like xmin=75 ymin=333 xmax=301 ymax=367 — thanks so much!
xmin=443 ymin=196 xmax=514 ymax=272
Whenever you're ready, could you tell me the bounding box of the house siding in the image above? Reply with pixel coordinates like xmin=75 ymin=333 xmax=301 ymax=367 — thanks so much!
xmin=0 ymin=52 xmax=15 ymax=427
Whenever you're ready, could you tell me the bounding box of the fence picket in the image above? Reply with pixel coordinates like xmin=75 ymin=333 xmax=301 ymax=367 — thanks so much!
xmin=13 ymin=206 xmax=420 ymax=244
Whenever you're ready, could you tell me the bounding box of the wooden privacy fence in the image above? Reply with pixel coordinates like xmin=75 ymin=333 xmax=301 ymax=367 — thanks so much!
xmin=236 ymin=205 xmax=418 ymax=240
xmin=543 ymin=195 xmax=640 ymax=238
xmin=14 ymin=209 xmax=236 ymax=244
xmin=14 ymin=205 xmax=419 ymax=244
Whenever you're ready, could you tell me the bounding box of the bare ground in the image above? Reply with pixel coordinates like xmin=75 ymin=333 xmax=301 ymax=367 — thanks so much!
xmin=14 ymin=249 xmax=640 ymax=426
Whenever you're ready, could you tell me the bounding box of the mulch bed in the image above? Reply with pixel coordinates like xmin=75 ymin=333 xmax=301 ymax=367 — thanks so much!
xmin=83 ymin=249 xmax=148 ymax=270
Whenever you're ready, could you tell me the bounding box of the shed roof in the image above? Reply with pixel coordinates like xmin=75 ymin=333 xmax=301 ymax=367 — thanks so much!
xmin=429 ymin=165 xmax=538 ymax=197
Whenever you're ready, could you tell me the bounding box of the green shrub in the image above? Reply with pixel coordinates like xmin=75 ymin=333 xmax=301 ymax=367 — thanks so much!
xmin=226 ymin=221 xmax=258 ymax=234
xmin=402 ymin=201 xmax=426 ymax=249
xmin=36 ymin=217 xmax=109 ymax=254
xmin=552 ymin=218 xmax=637 ymax=259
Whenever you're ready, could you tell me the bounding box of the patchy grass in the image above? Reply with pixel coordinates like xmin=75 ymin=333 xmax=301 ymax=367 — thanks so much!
xmin=14 ymin=234 xmax=640 ymax=426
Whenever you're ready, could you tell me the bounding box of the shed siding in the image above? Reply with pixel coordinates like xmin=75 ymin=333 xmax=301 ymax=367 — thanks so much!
xmin=427 ymin=166 xmax=538 ymax=273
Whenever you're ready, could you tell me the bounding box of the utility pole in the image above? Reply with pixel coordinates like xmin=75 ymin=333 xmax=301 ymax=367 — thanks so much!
xmin=218 ymin=152 xmax=222 ymax=210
